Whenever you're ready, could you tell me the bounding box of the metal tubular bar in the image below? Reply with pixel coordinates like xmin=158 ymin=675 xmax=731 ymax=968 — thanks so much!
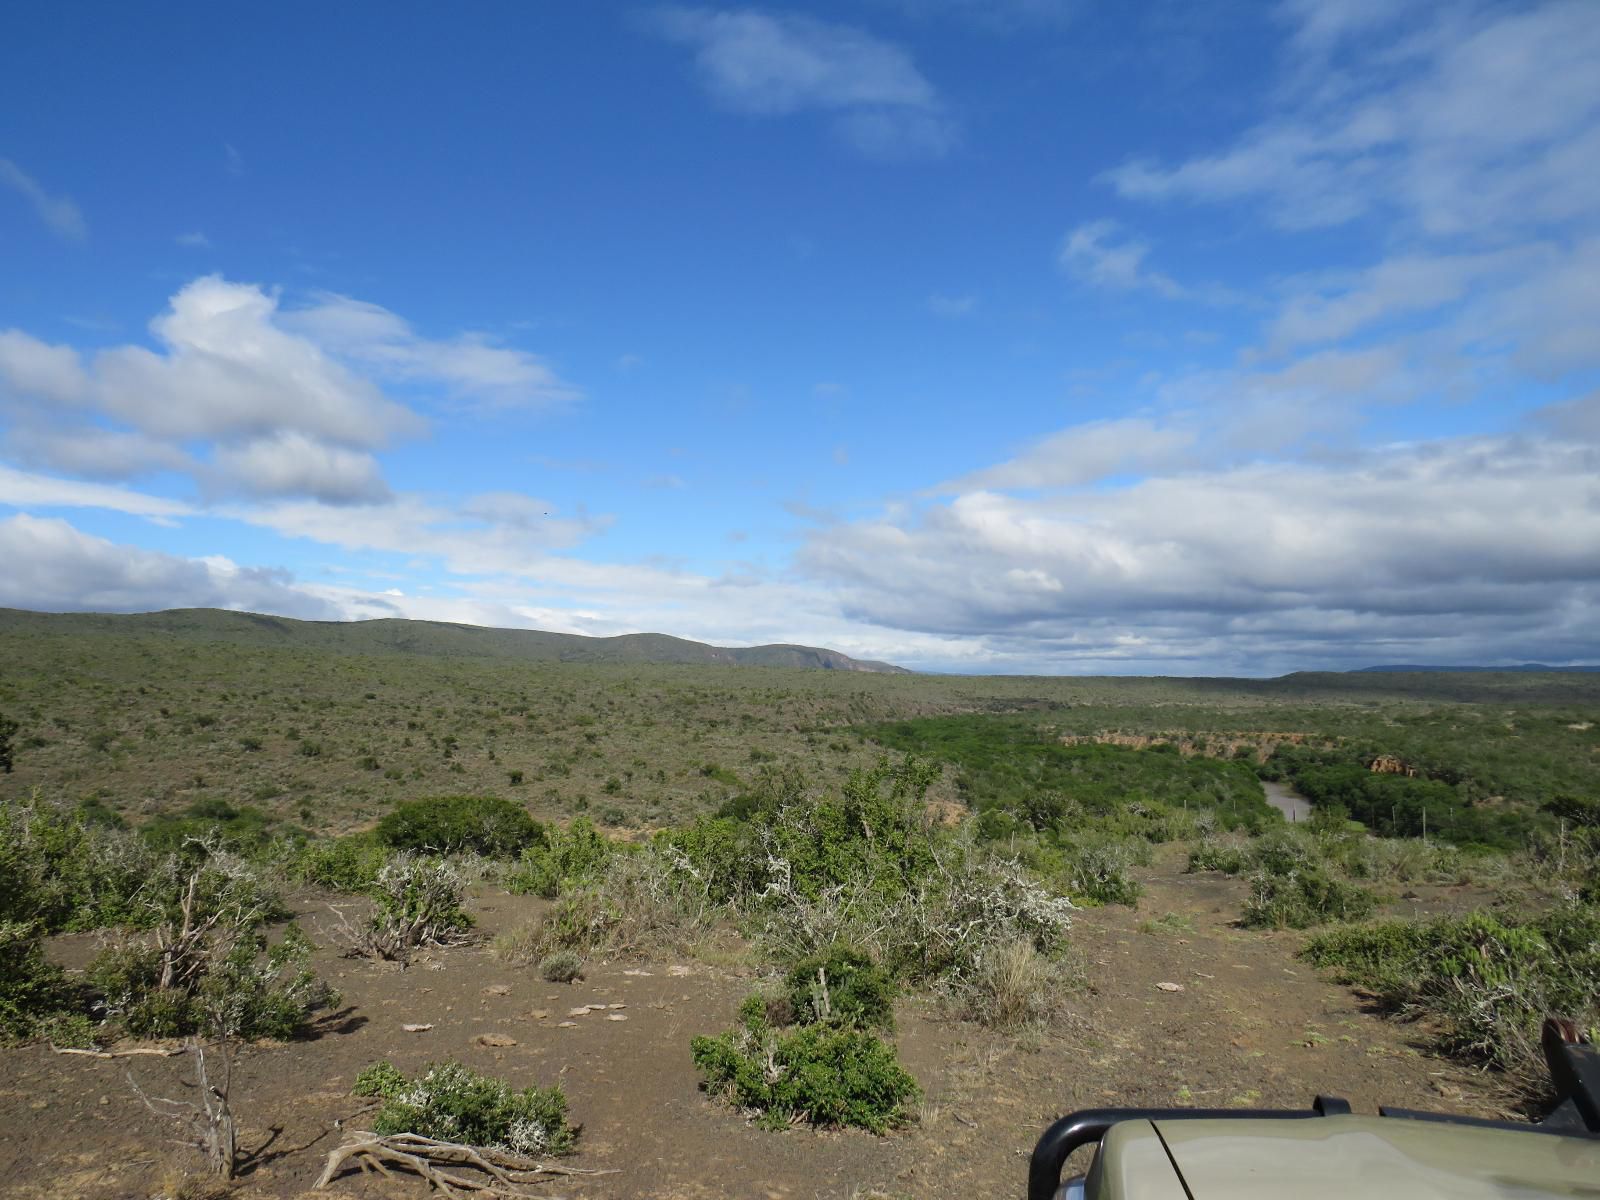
xmin=1027 ymin=1102 xmax=1343 ymax=1200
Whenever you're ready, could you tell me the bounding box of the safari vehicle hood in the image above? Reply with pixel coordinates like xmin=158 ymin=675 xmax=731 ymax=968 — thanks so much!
xmin=1093 ymin=1115 xmax=1600 ymax=1200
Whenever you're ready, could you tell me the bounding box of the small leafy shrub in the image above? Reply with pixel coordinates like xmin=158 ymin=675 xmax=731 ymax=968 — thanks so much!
xmin=353 ymin=1060 xmax=576 ymax=1155
xmin=1241 ymin=869 xmax=1377 ymax=930
xmin=690 ymin=997 xmax=919 ymax=1133
xmin=539 ymin=951 xmax=584 ymax=983
xmin=784 ymin=946 xmax=896 ymax=1031
xmin=140 ymin=799 xmax=283 ymax=856
xmin=504 ymin=817 xmax=614 ymax=899
xmin=376 ymin=795 xmax=543 ymax=857
xmin=1186 ymin=840 xmax=1249 ymax=875
xmin=196 ymin=924 xmax=336 ymax=1039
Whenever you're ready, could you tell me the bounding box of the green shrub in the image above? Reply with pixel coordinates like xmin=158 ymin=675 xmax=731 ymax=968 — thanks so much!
xmin=1055 ymin=839 xmax=1143 ymax=907
xmin=671 ymin=758 xmax=941 ymax=909
xmin=0 ymin=920 xmax=73 ymax=1043
xmin=196 ymin=923 xmax=336 ymax=1039
xmin=376 ymin=795 xmax=543 ymax=857
xmin=0 ymin=792 xmax=158 ymax=932
xmin=0 ymin=712 xmax=16 ymax=774
xmin=140 ymin=799 xmax=286 ymax=856
xmin=1303 ymin=905 xmax=1600 ymax=1085
xmin=539 ymin=951 xmax=584 ymax=983
xmin=292 ymin=833 xmax=390 ymax=893
xmin=1241 ymin=869 xmax=1377 ymax=930
xmin=353 ymin=1060 xmax=576 ymax=1155
xmin=89 ymin=921 xmax=335 ymax=1040
xmin=515 ymin=847 xmax=717 ymax=961
xmin=784 ymin=946 xmax=896 ymax=1031
xmin=691 ymin=999 xmax=919 ymax=1133
xmin=1186 ymin=840 xmax=1249 ymax=875
xmin=353 ymin=1059 xmax=408 ymax=1098
xmin=504 ymin=817 xmax=614 ymax=898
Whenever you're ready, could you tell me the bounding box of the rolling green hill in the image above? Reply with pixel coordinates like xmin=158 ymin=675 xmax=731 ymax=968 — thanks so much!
xmin=0 ymin=607 xmax=910 ymax=673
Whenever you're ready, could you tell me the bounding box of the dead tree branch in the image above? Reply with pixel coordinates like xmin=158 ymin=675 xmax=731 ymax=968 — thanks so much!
xmin=125 ymin=1038 xmax=238 ymax=1179
xmin=314 ymin=1131 xmax=615 ymax=1197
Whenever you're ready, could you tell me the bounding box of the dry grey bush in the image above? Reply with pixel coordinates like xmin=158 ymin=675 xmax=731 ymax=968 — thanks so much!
xmin=753 ymin=836 xmax=1077 ymax=996
xmin=956 ymin=938 xmax=1081 ymax=1030
xmin=337 ymin=854 xmax=472 ymax=963
xmin=495 ymin=848 xmax=721 ymax=964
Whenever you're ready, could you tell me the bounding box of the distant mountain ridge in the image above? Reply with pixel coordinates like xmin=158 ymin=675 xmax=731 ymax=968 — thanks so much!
xmin=0 ymin=607 xmax=911 ymax=673
xmin=1353 ymin=663 xmax=1600 ymax=673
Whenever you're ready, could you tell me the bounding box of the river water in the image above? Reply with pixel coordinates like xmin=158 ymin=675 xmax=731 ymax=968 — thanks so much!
xmin=1262 ymin=779 xmax=1312 ymax=822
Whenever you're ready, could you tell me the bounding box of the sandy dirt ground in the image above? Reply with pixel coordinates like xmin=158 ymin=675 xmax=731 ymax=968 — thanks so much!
xmin=1 ymin=857 xmax=1510 ymax=1200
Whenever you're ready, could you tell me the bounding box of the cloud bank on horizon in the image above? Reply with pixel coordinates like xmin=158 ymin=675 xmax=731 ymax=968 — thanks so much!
xmin=1 ymin=1 xmax=1596 ymax=674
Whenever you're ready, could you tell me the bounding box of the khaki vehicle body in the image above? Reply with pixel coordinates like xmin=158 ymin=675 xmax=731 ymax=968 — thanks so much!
xmin=1085 ymin=1116 xmax=1600 ymax=1200
xmin=1035 ymin=1021 xmax=1600 ymax=1200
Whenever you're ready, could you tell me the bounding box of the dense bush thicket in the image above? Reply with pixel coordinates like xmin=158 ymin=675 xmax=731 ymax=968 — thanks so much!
xmin=354 ymin=1060 xmax=576 ymax=1155
xmin=1303 ymin=905 xmax=1600 ymax=1089
xmin=1265 ymin=745 xmax=1533 ymax=850
xmin=375 ymin=795 xmax=543 ymax=857
xmin=864 ymin=716 xmax=1285 ymax=906
xmin=1 ymin=792 xmax=166 ymax=932
xmin=140 ymin=798 xmax=301 ymax=855
xmin=869 ymin=716 xmax=1275 ymax=833
xmin=0 ymin=919 xmax=72 ymax=1042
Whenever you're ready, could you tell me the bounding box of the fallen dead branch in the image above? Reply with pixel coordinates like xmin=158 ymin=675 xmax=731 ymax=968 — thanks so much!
xmin=314 ymin=1131 xmax=615 ymax=1197
xmin=50 ymin=1043 xmax=184 ymax=1059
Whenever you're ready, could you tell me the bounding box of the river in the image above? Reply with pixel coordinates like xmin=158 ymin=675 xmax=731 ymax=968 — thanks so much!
xmin=1262 ymin=779 xmax=1313 ymax=822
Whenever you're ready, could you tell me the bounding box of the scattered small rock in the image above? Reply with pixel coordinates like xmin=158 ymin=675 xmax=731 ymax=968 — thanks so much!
xmin=525 ymin=1009 xmax=551 ymax=1020
xmin=473 ymin=1033 xmax=517 ymax=1048
xmin=606 ymin=1013 xmax=628 ymax=1022
xmin=567 ymin=1006 xmax=593 ymax=1017
xmin=607 ymin=1003 xmax=627 ymax=1010
xmin=402 ymin=1023 xmax=434 ymax=1032
xmin=1155 ymin=982 xmax=1185 ymax=993
xmin=622 ymin=969 xmax=653 ymax=977
xmin=667 ymin=965 xmax=693 ymax=977
xmin=557 ymin=1021 xmax=578 ymax=1029
xmin=483 ymin=984 xmax=511 ymax=997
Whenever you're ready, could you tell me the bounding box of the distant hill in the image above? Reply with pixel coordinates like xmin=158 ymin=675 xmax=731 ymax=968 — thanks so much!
xmin=1354 ymin=663 xmax=1600 ymax=673
xmin=0 ymin=607 xmax=911 ymax=673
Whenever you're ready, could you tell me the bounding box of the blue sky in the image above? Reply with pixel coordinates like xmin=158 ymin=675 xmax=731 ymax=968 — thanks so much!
xmin=2 ymin=0 xmax=1597 ymax=673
